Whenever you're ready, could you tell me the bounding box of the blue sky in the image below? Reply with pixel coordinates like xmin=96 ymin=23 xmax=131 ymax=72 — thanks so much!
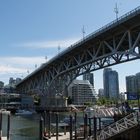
xmin=0 ymin=0 xmax=140 ymax=92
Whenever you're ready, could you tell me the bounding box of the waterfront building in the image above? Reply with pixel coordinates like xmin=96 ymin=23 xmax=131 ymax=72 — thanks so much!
xmin=83 ymin=72 xmax=94 ymax=87
xmin=9 ymin=77 xmax=16 ymax=86
xmin=0 ymin=81 xmax=4 ymax=94
xmin=2 ymin=77 xmax=22 ymax=94
xmin=16 ymin=78 xmax=22 ymax=84
xmin=68 ymin=79 xmax=96 ymax=105
xmin=0 ymin=81 xmax=4 ymax=88
xmin=21 ymin=94 xmax=34 ymax=108
xmin=103 ymin=68 xmax=119 ymax=99
xmin=9 ymin=77 xmax=22 ymax=86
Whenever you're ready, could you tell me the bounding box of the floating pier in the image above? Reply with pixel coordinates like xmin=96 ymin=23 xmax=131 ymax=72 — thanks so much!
xmin=43 ymin=132 xmax=70 ymax=140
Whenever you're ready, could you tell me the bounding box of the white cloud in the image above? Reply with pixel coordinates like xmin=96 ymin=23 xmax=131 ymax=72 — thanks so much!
xmin=0 ymin=65 xmax=26 ymax=74
xmin=0 ymin=56 xmax=49 ymax=84
xmin=0 ymin=56 xmax=46 ymax=66
xmin=0 ymin=37 xmax=81 ymax=84
xmin=13 ymin=38 xmax=80 ymax=49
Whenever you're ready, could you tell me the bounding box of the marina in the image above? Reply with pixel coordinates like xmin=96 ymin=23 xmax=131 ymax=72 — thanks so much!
xmin=0 ymin=105 xmax=140 ymax=140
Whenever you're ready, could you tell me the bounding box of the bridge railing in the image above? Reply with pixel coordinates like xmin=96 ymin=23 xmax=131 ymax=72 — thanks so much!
xmin=70 ymin=6 xmax=140 ymax=50
xmin=45 ymin=5 xmax=140 ymax=71
xmin=97 ymin=112 xmax=139 ymax=140
xmin=43 ymin=6 xmax=140 ymax=67
xmin=16 ymin=6 xmax=140 ymax=85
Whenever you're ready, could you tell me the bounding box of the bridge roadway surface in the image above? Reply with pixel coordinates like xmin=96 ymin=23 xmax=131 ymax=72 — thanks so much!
xmin=16 ymin=6 xmax=140 ymax=103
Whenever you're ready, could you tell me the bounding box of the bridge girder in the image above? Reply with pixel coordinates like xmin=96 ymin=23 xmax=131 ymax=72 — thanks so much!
xmin=17 ymin=28 xmax=140 ymax=97
xmin=16 ymin=7 xmax=140 ymax=106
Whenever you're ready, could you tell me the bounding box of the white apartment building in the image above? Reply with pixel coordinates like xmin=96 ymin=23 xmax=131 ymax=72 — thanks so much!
xmin=68 ymin=80 xmax=96 ymax=105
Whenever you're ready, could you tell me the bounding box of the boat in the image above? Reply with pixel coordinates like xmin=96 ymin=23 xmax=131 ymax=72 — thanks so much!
xmin=61 ymin=116 xmax=75 ymax=124
xmin=15 ymin=109 xmax=35 ymax=116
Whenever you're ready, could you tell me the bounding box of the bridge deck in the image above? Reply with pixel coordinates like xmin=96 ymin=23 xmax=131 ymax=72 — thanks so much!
xmin=16 ymin=6 xmax=140 ymax=87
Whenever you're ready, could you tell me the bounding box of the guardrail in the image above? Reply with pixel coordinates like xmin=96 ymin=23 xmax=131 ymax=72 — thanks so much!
xmin=40 ymin=5 xmax=140 ymax=72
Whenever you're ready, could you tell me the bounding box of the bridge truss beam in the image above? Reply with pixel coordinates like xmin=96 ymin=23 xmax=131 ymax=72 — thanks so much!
xmin=16 ymin=9 xmax=140 ymax=106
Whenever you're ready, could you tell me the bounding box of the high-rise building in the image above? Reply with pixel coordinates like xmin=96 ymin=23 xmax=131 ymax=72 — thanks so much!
xmin=0 ymin=81 xmax=4 ymax=88
xmin=83 ymin=72 xmax=94 ymax=87
xmin=126 ymin=75 xmax=137 ymax=93
xmin=126 ymin=72 xmax=140 ymax=93
xmin=98 ymin=88 xmax=104 ymax=98
xmin=9 ymin=77 xmax=22 ymax=86
xmin=103 ymin=68 xmax=119 ymax=99
xmin=136 ymin=73 xmax=140 ymax=92
xmin=68 ymin=80 xmax=96 ymax=105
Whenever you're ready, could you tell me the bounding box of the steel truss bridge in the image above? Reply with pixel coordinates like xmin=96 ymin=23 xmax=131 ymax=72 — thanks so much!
xmin=16 ymin=6 xmax=140 ymax=106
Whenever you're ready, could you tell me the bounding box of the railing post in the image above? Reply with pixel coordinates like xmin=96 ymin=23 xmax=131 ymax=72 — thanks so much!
xmin=84 ymin=114 xmax=88 ymax=139
xmin=89 ymin=117 xmax=91 ymax=136
xmin=44 ymin=111 xmax=47 ymax=134
xmin=48 ymin=111 xmax=51 ymax=138
xmin=74 ymin=112 xmax=77 ymax=140
xmin=69 ymin=115 xmax=73 ymax=140
xmin=99 ymin=117 xmax=101 ymax=130
xmin=56 ymin=113 xmax=59 ymax=140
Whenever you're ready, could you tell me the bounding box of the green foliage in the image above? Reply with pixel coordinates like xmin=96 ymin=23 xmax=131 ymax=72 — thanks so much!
xmin=84 ymin=102 xmax=93 ymax=106
xmin=128 ymin=100 xmax=139 ymax=107
xmin=97 ymin=97 xmax=119 ymax=106
xmin=33 ymin=95 xmax=40 ymax=106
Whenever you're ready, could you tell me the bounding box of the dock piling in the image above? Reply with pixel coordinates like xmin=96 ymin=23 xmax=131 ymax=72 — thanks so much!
xmin=84 ymin=114 xmax=88 ymax=139
xmin=56 ymin=113 xmax=59 ymax=140
xmin=0 ymin=112 xmax=2 ymax=140
xmin=39 ymin=116 xmax=43 ymax=140
xmin=69 ymin=115 xmax=73 ymax=140
xmin=48 ymin=111 xmax=51 ymax=138
xmin=74 ymin=112 xmax=77 ymax=140
xmin=7 ymin=113 xmax=10 ymax=140
xmin=93 ymin=117 xmax=97 ymax=140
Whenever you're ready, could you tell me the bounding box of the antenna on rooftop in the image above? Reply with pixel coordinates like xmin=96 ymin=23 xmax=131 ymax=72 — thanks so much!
xmin=82 ymin=25 xmax=85 ymax=40
xmin=114 ymin=3 xmax=119 ymax=20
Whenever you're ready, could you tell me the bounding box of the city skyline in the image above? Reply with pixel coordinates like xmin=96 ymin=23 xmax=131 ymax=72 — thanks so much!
xmin=0 ymin=0 xmax=140 ymax=92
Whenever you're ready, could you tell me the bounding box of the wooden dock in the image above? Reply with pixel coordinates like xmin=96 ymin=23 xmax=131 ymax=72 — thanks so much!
xmin=43 ymin=132 xmax=70 ymax=140
xmin=2 ymin=137 xmax=7 ymax=140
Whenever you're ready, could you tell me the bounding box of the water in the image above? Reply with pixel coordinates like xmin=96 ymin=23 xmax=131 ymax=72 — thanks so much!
xmin=2 ymin=114 xmax=40 ymax=140
xmin=1 ymin=112 xmax=114 ymax=140
xmin=2 ymin=112 xmax=71 ymax=140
